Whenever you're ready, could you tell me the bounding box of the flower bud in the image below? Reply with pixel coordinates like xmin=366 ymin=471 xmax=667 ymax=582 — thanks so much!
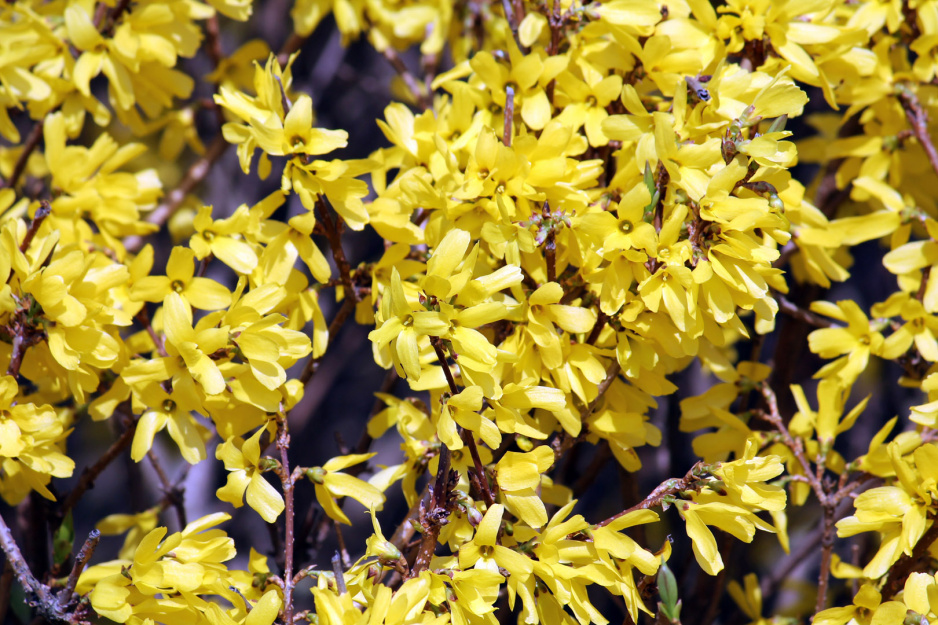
xmin=306 ymin=466 xmax=326 ymax=484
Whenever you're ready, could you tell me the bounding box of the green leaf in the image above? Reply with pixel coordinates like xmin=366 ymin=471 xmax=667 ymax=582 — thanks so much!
xmin=767 ymin=114 xmax=788 ymax=134
xmin=657 ymin=559 xmax=679 ymax=612
xmin=53 ymin=512 xmax=74 ymax=566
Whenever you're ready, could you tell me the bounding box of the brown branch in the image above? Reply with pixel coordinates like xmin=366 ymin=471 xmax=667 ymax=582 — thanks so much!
xmin=430 ymin=337 xmax=495 ymax=507
xmin=1 ymin=122 xmax=44 ymax=191
xmin=504 ymin=85 xmax=514 ymax=147
xmin=585 ymin=311 xmax=608 ymax=345
xmin=430 ymin=336 xmax=459 ymax=396
xmin=898 ymin=85 xmax=938 ymax=180
xmin=136 ymin=308 xmax=167 ymax=358
xmin=5 ymin=325 xmax=43 ymax=380
xmin=58 ymin=529 xmax=100 ymax=603
xmin=316 ymin=195 xmax=359 ymax=305
xmin=125 ymin=135 xmax=229 ymax=253
xmin=146 ymin=450 xmax=186 ymax=529
xmin=380 ymin=48 xmax=431 ymax=111
xmin=58 ymin=413 xmax=137 ymax=521
xmin=501 ymin=0 xmax=525 ymax=50
xmin=776 ymin=294 xmax=834 ymax=328
xmin=409 ymin=456 xmax=453 ymax=578
xmin=758 ymin=381 xmax=847 ymax=614
xmin=543 ymin=202 xmax=556 ymax=284
xmin=881 ymin=519 xmax=938 ymax=599
xmin=816 ymin=505 xmax=836 ymax=613
xmin=462 ymin=429 xmax=495 ymax=508
xmin=547 ymin=0 xmax=563 ymax=55
xmin=19 ymin=200 xmax=51 ymax=254
xmin=203 ymin=15 xmax=227 ymax=129
xmin=0 ymin=512 xmax=50 ymax=609
xmin=333 ymin=523 xmax=352 ymax=570
xmin=653 ymin=161 xmax=668 ymax=233
xmin=275 ymin=419 xmax=305 ymax=625
xmin=277 ymin=33 xmax=307 ymax=66
xmin=586 ymin=361 xmax=620 ymax=418
xmin=758 ymin=383 xmax=826 ymax=501
xmin=596 ymin=461 xmax=708 ymax=527
xmin=331 ymin=552 xmax=347 ymax=595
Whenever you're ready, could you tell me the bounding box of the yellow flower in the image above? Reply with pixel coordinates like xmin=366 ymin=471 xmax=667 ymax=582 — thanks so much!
xmin=0 ymin=375 xmax=74 ymax=504
xmin=808 ymin=300 xmax=885 ymax=384
xmin=458 ymin=503 xmax=533 ymax=578
xmin=132 ymin=245 xmax=232 ymax=310
xmin=131 ymin=377 xmax=209 ymax=465
xmin=525 ymin=282 xmax=597 ymax=369
xmin=837 ymin=442 xmax=938 ymax=578
xmin=790 ymin=377 xmax=869 ymax=447
xmin=814 ymin=583 xmax=907 ymax=625
xmin=495 ymin=446 xmax=554 ymax=528
xmin=161 ymin=292 xmax=229 ymax=395
xmin=216 ymin=425 xmax=285 ymax=523
xmin=306 ymin=452 xmax=386 ymax=525
xmin=191 ymin=204 xmax=259 ymax=274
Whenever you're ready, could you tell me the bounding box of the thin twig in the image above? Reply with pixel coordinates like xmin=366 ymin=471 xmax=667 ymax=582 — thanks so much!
xmin=504 ymin=85 xmax=514 ymax=147
xmin=124 ymin=135 xmax=229 ymax=253
xmin=776 ymin=295 xmax=834 ymax=328
xmin=1 ymin=119 xmax=44 ymax=191
xmin=58 ymin=414 xmax=137 ymax=521
xmin=58 ymin=529 xmax=100 ymax=603
xmin=331 ymin=552 xmax=347 ymax=595
xmin=586 ymin=311 xmax=608 ymax=346
xmin=758 ymin=384 xmax=826 ymax=500
xmin=203 ymin=15 xmax=227 ymax=129
xmin=136 ymin=308 xmax=167 ymax=358
xmin=501 ymin=0 xmax=525 ymax=50
xmin=0 ymin=512 xmax=52 ymax=612
xmin=430 ymin=336 xmax=459 ymax=396
xmin=333 ymin=523 xmax=352 ymax=570
xmin=146 ymin=450 xmax=186 ymax=529
xmin=380 ymin=48 xmax=431 ymax=110
xmin=430 ymin=337 xmax=495 ymax=507
xmin=596 ymin=461 xmax=707 ymax=527
xmin=19 ymin=201 xmax=51 ymax=254
xmin=543 ymin=202 xmax=556 ymax=284
xmin=316 ymin=195 xmax=359 ymax=304
xmin=897 ymin=85 xmax=938 ymax=179
xmin=816 ymin=504 xmax=836 ymax=613
xmin=276 ymin=420 xmax=299 ymax=625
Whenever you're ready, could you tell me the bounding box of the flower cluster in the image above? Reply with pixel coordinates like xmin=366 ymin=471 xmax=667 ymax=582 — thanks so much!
xmin=1 ymin=0 xmax=938 ymax=624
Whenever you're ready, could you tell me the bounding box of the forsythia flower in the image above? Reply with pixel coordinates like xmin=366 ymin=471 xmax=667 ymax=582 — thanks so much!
xmin=216 ymin=425 xmax=285 ymax=523
xmin=306 ymin=453 xmax=386 ymax=524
